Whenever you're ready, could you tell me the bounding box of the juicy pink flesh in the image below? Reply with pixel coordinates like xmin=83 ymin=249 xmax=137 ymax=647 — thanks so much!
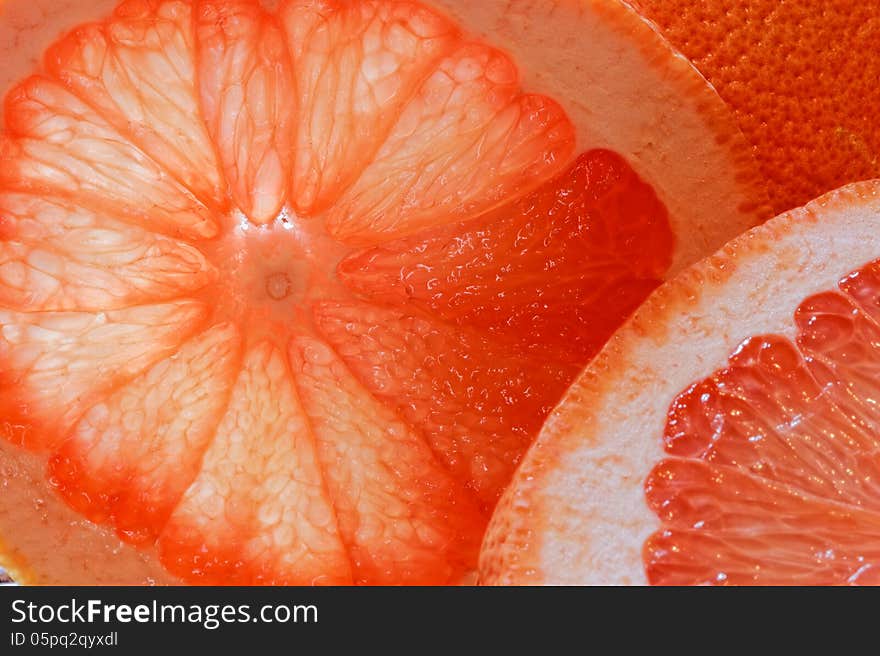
xmin=646 ymin=260 xmax=880 ymax=585
xmin=0 ymin=0 xmax=673 ymax=584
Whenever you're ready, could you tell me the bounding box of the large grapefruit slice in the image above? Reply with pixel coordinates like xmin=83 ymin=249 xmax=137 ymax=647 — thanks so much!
xmin=481 ymin=181 xmax=880 ymax=585
xmin=628 ymin=0 xmax=880 ymax=215
xmin=0 ymin=0 xmax=767 ymax=585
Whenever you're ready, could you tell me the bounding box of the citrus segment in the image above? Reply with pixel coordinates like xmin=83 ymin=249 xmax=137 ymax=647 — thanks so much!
xmin=45 ymin=0 xmax=226 ymax=207
xmin=315 ymin=301 xmax=576 ymax=507
xmin=196 ymin=0 xmax=295 ymax=223
xmin=802 ymin=292 xmax=880 ymax=446
xmin=0 ymin=76 xmax=217 ymax=240
xmin=290 ymin=336 xmax=483 ymax=584
xmin=659 ymin=333 xmax=880 ymax=504
xmin=0 ymin=300 xmax=206 ymax=451
xmin=47 ymin=323 xmax=240 ymax=545
xmin=327 ymin=42 xmax=575 ymax=244
xmin=339 ymin=149 xmax=672 ymax=363
xmin=158 ymin=342 xmax=351 ymax=585
xmin=278 ymin=0 xmax=459 ymax=216
xmin=0 ymin=192 xmax=214 ymax=312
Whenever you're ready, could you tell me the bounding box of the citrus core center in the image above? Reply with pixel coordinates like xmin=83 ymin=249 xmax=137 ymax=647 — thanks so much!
xmin=265 ymin=272 xmax=293 ymax=301
xmin=199 ymin=208 xmax=351 ymax=343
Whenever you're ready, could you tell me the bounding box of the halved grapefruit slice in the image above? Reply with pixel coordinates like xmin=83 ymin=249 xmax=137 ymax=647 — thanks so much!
xmin=0 ymin=0 xmax=767 ymax=585
xmin=480 ymin=180 xmax=880 ymax=585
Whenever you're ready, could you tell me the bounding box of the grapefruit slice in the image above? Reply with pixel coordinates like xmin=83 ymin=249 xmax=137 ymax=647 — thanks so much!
xmin=480 ymin=181 xmax=880 ymax=585
xmin=628 ymin=0 xmax=880 ymax=214
xmin=0 ymin=0 xmax=767 ymax=585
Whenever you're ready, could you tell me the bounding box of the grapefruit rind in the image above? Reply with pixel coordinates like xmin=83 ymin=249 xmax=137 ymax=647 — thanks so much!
xmin=480 ymin=180 xmax=880 ymax=585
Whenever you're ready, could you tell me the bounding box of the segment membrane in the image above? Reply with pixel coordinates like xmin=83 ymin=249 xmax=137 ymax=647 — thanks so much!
xmin=315 ymin=301 xmax=576 ymax=507
xmin=0 ymin=300 xmax=206 ymax=450
xmin=279 ymin=0 xmax=460 ymax=215
xmin=326 ymin=41 xmax=575 ymax=244
xmin=49 ymin=323 xmax=241 ymax=544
